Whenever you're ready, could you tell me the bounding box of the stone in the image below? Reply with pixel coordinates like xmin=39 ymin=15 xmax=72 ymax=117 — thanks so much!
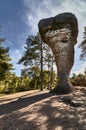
xmin=38 ymin=12 xmax=78 ymax=94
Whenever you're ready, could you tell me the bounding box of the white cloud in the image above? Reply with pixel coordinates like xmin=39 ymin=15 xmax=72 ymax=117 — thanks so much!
xmin=22 ymin=0 xmax=86 ymax=76
xmin=23 ymin=0 xmax=86 ymax=34
xmin=10 ymin=49 xmax=22 ymax=63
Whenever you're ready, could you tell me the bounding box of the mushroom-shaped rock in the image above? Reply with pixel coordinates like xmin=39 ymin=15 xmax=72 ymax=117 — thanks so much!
xmin=38 ymin=12 xmax=78 ymax=94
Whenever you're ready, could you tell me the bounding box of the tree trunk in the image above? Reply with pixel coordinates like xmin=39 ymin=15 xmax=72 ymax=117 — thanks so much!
xmin=40 ymin=41 xmax=43 ymax=90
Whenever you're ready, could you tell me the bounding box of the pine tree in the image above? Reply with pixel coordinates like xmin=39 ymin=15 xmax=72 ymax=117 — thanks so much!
xmin=0 ymin=39 xmax=13 ymax=81
xmin=18 ymin=35 xmax=41 ymax=67
xmin=18 ymin=34 xmax=44 ymax=90
xmin=79 ymin=27 xmax=86 ymax=60
xmin=18 ymin=33 xmax=56 ymax=90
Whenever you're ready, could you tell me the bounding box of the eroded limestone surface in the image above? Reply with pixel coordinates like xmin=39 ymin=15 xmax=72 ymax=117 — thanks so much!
xmin=38 ymin=13 xmax=78 ymax=94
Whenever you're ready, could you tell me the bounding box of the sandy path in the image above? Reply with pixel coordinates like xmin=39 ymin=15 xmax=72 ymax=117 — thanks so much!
xmin=0 ymin=89 xmax=86 ymax=130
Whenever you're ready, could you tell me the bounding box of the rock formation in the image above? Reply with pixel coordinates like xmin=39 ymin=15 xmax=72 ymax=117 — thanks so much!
xmin=38 ymin=12 xmax=78 ymax=94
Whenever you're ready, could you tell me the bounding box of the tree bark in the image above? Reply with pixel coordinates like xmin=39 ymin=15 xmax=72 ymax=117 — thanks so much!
xmin=40 ymin=40 xmax=43 ymax=90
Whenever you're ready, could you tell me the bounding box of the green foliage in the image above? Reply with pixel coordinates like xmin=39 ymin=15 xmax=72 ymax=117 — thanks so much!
xmin=18 ymin=33 xmax=55 ymax=90
xmin=0 ymin=34 xmax=31 ymax=94
xmin=0 ymin=67 xmax=57 ymax=94
xmin=0 ymin=41 xmax=13 ymax=81
xmin=18 ymin=34 xmax=41 ymax=67
xmin=0 ymin=33 xmax=56 ymax=94
xmin=79 ymin=27 xmax=86 ymax=60
xmin=70 ymin=69 xmax=86 ymax=86
xmin=42 ymin=70 xmax=57 ymax=89
xmin=0 ymin=72 xmax=31 ymax=94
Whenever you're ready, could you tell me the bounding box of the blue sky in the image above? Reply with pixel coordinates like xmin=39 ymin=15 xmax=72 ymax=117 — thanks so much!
xmin=0 ymin=0 xmax=86 ymax=76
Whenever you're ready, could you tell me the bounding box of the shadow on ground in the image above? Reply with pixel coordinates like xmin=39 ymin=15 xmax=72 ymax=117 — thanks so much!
xmin=0 ymin=91 xmax=86 ymax=130
xmin=0 ymin=90 xmax=39 ymax=104
xmin=0 ymin=91 xmax=53 ymax=115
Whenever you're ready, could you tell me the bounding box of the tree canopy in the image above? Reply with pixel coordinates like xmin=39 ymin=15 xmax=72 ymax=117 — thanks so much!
xmin=79 ymin=27 xmax=86 ymax=60
xmin=0 ymin=38 xmax=13 ymax=81
xmin=18 ymin=33 xmax=56 ymax=90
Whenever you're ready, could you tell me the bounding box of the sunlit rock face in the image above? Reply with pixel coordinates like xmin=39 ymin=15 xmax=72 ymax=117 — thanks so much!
xmin=38 ymin=13 xmax=78 ymax=94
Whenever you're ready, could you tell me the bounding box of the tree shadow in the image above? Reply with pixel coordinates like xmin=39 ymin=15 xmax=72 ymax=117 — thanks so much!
xmin=0 ymin=91 xmax=53 ymax=115
xmin=0 ymin=90 xmax=39 ymax=103
xmin=0 ymin=91 xmax=86 ymax=130
xmin=38 ymin=97 xmax=86 ymax=130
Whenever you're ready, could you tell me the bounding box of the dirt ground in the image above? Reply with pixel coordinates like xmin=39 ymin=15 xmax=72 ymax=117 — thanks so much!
xmin=0 ymin=87 xmax=86 ymax=130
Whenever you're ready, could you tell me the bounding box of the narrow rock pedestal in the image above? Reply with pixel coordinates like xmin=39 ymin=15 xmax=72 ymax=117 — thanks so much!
xmin=38 ymin=12 xmax=78 ymax=94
